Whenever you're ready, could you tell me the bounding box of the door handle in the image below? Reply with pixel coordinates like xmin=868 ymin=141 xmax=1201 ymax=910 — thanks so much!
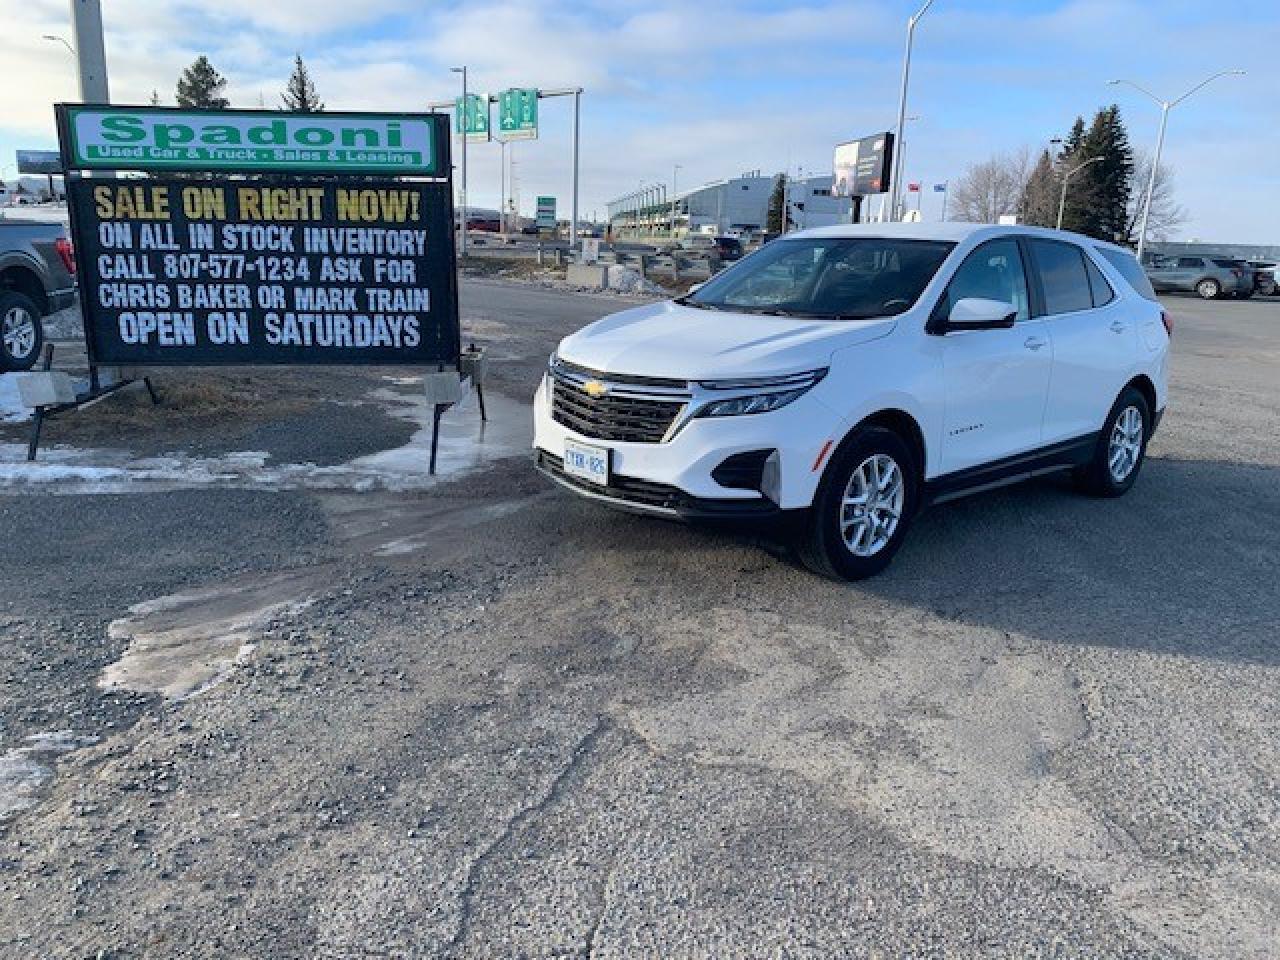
xmin=1023 ymin=336 xmax=1047 ymax=351
xmin=1110 ymin=320 xmax=1128 ymax=333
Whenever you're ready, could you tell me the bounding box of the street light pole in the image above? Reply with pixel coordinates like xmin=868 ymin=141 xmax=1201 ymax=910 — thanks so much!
xmin=888 ymin=0 xmax=934 ymax=223
xmin=450 ymin=66 xmax=467 ymax=256
xmin=1109 ymin=69 xmax=1244 ymax=260
xmin=671 ymin=163 xmax=681 ymax=238
xmin=1056 ymin=155 xmax=1103 ymax=230
xmin=570 ymin=87 xmax=582 ymax=251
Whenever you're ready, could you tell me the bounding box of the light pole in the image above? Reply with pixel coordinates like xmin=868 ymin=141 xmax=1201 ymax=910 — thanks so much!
xmin=671 ymin=163 xmax=681 ymax=239
xmin=450 ymin=66 xmax=468 ymax=256
xmin=891 ymin=115 xmax=920 ymax=220
xmin=1056 ymin=155 xmax=1103 ymax=230
xmin=497 ymin=138 xmax=508 ymax=234
xmin=888 ymin=0 xmax=934 ymax=222
xmin=1109 ymin=69 xmax=1244 ymax=259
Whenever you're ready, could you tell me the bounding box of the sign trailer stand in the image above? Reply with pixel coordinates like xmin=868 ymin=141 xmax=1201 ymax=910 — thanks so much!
xmin=21 ymin=343 xmax=160 ymax=461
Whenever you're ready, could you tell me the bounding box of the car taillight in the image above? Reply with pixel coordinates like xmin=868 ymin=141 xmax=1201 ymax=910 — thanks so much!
xmin=1161 ymin=309 xmax=1173 ymax=338
xmin=55 ymin=236 xmax=76 ymax=275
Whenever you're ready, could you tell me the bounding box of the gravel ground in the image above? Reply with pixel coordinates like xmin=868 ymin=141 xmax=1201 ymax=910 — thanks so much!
xmin=0 ymin=284 xmax=1277 ymax=958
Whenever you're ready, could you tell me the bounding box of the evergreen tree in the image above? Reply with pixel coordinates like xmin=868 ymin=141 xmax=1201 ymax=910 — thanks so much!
xmin=1054 ymin=116 xmax=1096 ymax=235
xmin=281 ymin=54 xmax=324 ymax=113
xmin=175 ymin=56 xmax=230 ymax=109
xmin=1084 ymin=104 xmax=1134 ymax=243
xmin=767 ymin=175 xmax=788 ymax=234
xmin=1020 ymin=149 xmax=1059 ymax=227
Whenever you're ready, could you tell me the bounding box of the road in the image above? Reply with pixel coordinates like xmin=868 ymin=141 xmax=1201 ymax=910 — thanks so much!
xmin=0 ymin=283 xmax=1277 ymax=958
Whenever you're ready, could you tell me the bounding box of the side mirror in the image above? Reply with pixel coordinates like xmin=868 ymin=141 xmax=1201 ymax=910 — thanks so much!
xmin=946 ymin=297 xmax=1017 ymax=331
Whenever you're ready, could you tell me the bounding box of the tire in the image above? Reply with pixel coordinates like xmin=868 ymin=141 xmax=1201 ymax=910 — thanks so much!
xmin=1196 ymin=278 xmax=1221 ymax=300
xmin=0 ymin=290 xmax=44 ymax=371
xmin=1075 ymin=387 xmax=1150 ymax=498
xmin=796 ymin=426 xmax=919 ymax=581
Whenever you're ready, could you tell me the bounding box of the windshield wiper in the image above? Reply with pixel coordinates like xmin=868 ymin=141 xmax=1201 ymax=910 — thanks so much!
xmin=673 ymin=297 xmax=729 ymax=311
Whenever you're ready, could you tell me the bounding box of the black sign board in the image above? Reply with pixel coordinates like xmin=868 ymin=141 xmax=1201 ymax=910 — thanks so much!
xmin=16 ymin=149 xmax=63 ymax=175
xmin=67 ymin=176 xmax=460 ymax=366
xmin=832 ymin=132 xmax=895 ymax=197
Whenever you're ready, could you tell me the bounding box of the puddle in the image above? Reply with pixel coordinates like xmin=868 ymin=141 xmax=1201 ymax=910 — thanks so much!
xmin=102 ymin=568 xmax=318 ymax=699
xmin=0 ymin=388 xmax=531 ymax=495
xmin=0 ymin=731 xmax=99 ymax=820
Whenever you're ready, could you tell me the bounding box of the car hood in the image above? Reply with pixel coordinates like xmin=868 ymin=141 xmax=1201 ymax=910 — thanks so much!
xmin=556 ymin=300 xmax=897 ymax=381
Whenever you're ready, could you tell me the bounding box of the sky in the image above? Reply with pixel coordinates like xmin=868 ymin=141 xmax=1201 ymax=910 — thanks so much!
xmin=2 ymin=0 xmax=1276 ymax=242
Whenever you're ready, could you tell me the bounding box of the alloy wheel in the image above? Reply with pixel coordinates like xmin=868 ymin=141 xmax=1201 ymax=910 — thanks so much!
xmin=1108 ymin=405 xmax=1144 ymax=483
xmin=2 ymin=306 xmax=37 ymax=362
xmin=840 ymin=453 xmax=905 ymax=557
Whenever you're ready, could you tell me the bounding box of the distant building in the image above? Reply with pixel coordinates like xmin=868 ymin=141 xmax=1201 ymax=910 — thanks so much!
xmin=608 ymin=173 xmax=852 ymax=237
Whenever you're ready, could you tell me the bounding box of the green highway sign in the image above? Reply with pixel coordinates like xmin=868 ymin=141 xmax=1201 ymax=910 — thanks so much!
xmin=536 ymin=195 xmax=556 ymax=230
xmin=56 ymin=105 xmax=443 ymax=175
xmin=455 ymin=94 xmax=490 ymax=142
xmin=498 ymin=88 xmax=539 ymax=141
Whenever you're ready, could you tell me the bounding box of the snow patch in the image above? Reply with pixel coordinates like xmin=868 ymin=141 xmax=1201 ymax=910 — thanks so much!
xmin=607 ymin=265 xmax=667 ymax=295
xmin=0 ymin=388 xmax=530 ymax=495
xmin=0 ymin=730 xmax=98 ymax=820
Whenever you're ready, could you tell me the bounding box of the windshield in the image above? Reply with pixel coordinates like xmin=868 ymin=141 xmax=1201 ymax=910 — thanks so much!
xmin=686 ymin=237 xmax=954 ymax=319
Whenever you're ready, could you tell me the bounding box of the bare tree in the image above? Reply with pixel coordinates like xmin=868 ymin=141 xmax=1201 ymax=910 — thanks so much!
xmin=950 ymin=148 xmax=1032 ymax=223
xmin=1125 ymin=149 xmax=1186 ymax=245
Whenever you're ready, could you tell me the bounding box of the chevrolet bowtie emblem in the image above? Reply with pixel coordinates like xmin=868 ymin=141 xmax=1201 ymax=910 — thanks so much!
xmin=583 ymin=379 xmax=608 ymax=398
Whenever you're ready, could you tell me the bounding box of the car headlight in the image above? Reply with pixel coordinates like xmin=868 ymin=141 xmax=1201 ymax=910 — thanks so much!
xmin=694 ymin=368 xmax=827 ymax=418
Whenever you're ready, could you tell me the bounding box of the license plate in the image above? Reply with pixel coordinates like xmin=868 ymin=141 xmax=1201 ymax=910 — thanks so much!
xmin=564 ymin=440 xmax=609 ymax=486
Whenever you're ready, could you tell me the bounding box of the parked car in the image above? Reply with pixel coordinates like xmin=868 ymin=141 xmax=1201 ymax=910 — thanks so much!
xmin=1247 ymin=261 xmax=1277 ymax=296
xmin=712 ymin=236 xmax=744 ymax=260
xmin=0 ymin=220 xmax=77 ymax=371
xmin=1145 ymin=254 xmax=1254 ymax=299
xmin=678 ymin=233 xmax=716 ymax=252
xmin=534 ymin=223 xmax=1169 ymax=580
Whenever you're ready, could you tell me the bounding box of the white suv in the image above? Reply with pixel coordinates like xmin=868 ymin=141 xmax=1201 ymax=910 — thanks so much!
xmin=534 ymin=223 xmax=1170 ymax=580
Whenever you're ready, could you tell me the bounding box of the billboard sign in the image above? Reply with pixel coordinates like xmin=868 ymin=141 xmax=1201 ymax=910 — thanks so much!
xmin=455 ymin=94 xmax=490 ymax=143
xmin=536 ymin=196 xmax=556 ymax=230
xmin=832 ymin=132 xmax=895 ymax=197
xmin=16 ymin=149 xmax=62 ymax=174
xmin=67 ymin=176 xmax=460 ymax=366
xmin=498 ymin=88 xmax=539 ymax=140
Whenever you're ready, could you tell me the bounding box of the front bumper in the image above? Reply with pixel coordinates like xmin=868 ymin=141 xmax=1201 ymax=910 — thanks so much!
xmin=532 ymin=374 xmax=837 ymax=513
xmin=535 ymin=450 xmax=787 ymax=522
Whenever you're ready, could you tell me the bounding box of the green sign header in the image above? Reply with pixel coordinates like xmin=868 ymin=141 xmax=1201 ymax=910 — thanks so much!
xmin=58 ymin=105 xmax=443 ymax=175
xmin=498 ymin=89 xmax=539 ymax=140
xmin=455 ymin=94 xmax=490 ymax=142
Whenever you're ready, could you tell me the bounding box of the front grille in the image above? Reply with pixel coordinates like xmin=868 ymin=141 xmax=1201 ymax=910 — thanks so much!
xmin=550 ymin=364 xmax=688 ymax=444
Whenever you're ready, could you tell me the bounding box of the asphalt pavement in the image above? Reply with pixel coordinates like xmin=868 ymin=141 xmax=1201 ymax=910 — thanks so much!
xmin=0 ymin=283 xmax=1277 ymax=959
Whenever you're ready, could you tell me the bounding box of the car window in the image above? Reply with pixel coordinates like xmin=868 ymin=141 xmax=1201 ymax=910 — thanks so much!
xmin=1096 ymin=246 xmax=1159 ymax=301
xmin=689 ymin=237 xmax=953 ymax=319
xmin=1212 ymin=259 xmax=1242 ymax=268
xmin=940 ymin=238 xmax=1031 ymax=322
xmin=1028 ymin=238 xmax=1093 ymax=315
xmin=1084 ymin=255 xmax=1115 ymax=307
xmin=1177 ymin=257 xmax=1203 ymax=268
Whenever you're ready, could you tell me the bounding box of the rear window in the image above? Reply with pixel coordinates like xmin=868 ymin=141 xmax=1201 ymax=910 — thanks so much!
xmin=1095 ymin=246 xmax=1159 ymax=302
xmin=1028 ymin=238 xmax=1092 ymax=315
xmin=1213 ymin=259 xmax=1245 ymax=269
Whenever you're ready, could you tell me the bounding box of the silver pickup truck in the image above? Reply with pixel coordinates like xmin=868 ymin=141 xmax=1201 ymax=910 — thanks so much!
xmin=0 ymin=219 xmax=77 ymax=370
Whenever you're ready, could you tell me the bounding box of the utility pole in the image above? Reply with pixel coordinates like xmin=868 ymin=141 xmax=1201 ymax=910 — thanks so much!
xmin=1056 ymin=156 xmax=1103 ymax=230
xmin=450 ymin=66 xmax=468 ymax=256
xmin=68 ymin=0 xmax=109 ymax=102
xmin=888 ymin=1 xmax=933 ymax=222
xmin=497 ymin=138 xmax=507 ymax=234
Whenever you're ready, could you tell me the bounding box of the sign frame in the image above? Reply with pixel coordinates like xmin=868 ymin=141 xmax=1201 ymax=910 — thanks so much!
xmin=56 ymin=104 xmax=460 ymax=373
xmin=56 ymin=103 xmax=446 ymax=177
